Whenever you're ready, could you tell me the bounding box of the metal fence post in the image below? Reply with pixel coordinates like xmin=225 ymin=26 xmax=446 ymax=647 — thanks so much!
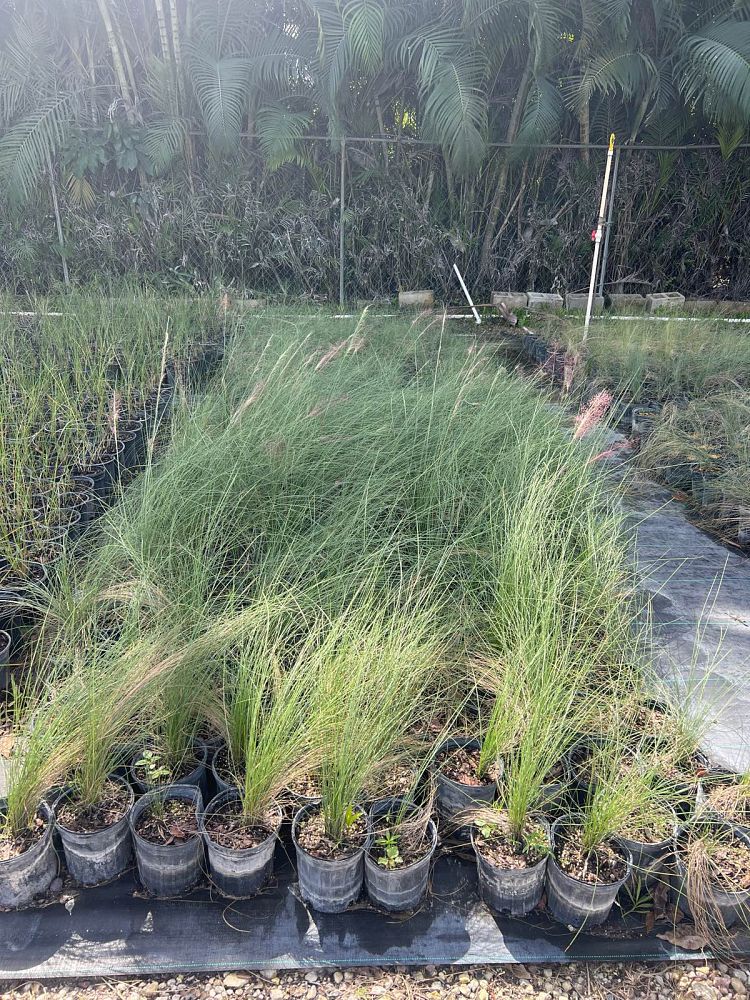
xmin=597 ymin=146 xmax=621 ymax=299
xmin=339 ymin=136 xmax=346 ymax=307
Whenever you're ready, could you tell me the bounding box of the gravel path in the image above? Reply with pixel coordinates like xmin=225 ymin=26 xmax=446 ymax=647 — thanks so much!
xmin=2 ymin=961 xmax=750 ymax=1000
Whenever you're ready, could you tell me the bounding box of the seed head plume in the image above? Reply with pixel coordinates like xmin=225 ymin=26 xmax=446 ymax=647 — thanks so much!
xmin=573 ymin=390 xmax=613 ymax=440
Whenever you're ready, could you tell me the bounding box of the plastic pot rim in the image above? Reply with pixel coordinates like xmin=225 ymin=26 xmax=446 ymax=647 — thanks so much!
xmin=470 ymin=814 xmax=551 ymax=874
xmin=292 ymin=803 xmax=369 ymax=864
xmin=200 ymin=789 xmax=282 ymax=852
xmin=55 ymin=774 xmax=134 ymax=838
xmin=550 ymin=816 xmax=633 ymax=889
xmin=129 ymin=782 xmax=204 ymax=849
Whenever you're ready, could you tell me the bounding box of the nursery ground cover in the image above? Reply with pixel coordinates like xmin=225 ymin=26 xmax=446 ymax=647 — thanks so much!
xmin=1 ymin=307 xmax=749 ymax=969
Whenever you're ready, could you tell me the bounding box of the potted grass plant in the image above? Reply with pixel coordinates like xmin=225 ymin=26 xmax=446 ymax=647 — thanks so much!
xmin=545 ymin=743 xmax=655 ymax=928
xmin=697 ymin=770 xmax=750 ymax=836
xmin=0 ymin=677 xmax=78 ymax=908
xmin=466 ymin=657 xmax=590 ymax=917
xmin=201 ymin=641 xmax=314 ymax=899
xmin=129 ymin=782 xmax=204 ymax=897
xmin=364 ymin=793 xmax=438 ymax=912
xmin=672 ymin=817 xmax=750 ymax=943
xmin=292 ymin=604 xmax=440 ymax=913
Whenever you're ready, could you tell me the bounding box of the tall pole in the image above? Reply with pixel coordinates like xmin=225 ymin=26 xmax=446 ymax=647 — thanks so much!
xmin=597 ymin=146 xmax=621 ymax=299
xmin=339 ymin=137 xmax=346 ymax=308
xmin=583 ymin=133 xmax=616 ymax=340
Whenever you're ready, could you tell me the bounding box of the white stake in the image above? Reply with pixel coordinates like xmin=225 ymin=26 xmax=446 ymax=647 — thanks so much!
xmin=453 ymin=263 xmax=482 ymax=325
xmin=584 ymin=133 xmax=616 ymax=339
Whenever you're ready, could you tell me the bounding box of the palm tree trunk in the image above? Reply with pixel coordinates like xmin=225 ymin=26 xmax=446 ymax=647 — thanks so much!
xmin=168 ymin=0 xmax=184 ymax=107
xmin=95 ymin=0 xmax=136 ymax=122
xmin=154 ymin=0 xmax=171 ymax=65
xmin=579 ymin=101 xmax=590 ymax=164
xmin=479 ymin=54 xmax=533 ymax=278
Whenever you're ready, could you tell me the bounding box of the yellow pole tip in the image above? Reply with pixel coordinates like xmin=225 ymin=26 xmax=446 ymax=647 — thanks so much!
xmin=609 ymin=133 xmax=616 ymax=150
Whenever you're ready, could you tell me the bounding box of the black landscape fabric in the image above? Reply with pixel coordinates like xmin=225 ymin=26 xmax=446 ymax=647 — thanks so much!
xmin=1 ymin=848 xmax=748 ymax=980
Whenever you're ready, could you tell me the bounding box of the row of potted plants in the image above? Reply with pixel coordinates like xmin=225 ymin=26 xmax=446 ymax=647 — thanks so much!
xmin=4 ymin=713 xmax=749 ymax=940
xmin=518 ymin=330 xmax=750 ymax=549
xmin=0 ymin=298 xmax=226 ymax=668
xmin=2 ymin=311 xmax=741 ymax=950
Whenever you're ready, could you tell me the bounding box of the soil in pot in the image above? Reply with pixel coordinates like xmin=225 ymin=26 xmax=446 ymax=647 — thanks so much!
xmin=437 ymin=745 xmax=499 ymax=786
xmin=365 ymin=761 xmax=421 ymax=803
xmin=369 ymin=807 xmax=433 ymax=870
xmin=202 ymin=798 xmax=278 ymax=850
xmin=555 ymin=828 xmax=628 ymax=885
xmin=56 ymin=779 xmax=131 ymax=833
xmin=0 ymin=811 xmax=47 ymax=863
xmin=702 ymin=779 xmax=750 ymax=828
xmin=474 ymin=814 xmax=549 ymax=871
xmin=296 ymin=808 xmax=367 ymax=861
xmin=287 ymin=771 xmax=322 ymax=802
xmin=134 ymin=797 xmax=200 ymax=845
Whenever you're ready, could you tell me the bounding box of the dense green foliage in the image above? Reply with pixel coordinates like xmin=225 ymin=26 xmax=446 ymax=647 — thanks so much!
xmin=2 ymin=1 xmax=750 ymax=296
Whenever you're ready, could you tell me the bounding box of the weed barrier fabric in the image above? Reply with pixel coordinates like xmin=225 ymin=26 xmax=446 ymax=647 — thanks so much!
xmin=2 ymin=849 xmax=749 ymax=980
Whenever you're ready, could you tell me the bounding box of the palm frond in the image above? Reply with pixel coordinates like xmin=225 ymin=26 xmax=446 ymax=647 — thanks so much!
xmin=515 ymin=76 xmax=564 ymax=146
xmin=186 ymin=44 xmax=250 ymax=154
xmin=256 ymin=101 xmax=313 ymax=170
xmin=422 ymin=50 xmax=488 ymax=174
xmin=343 ymin=0 xmax=385 ymax=74
xmin=679 ymin=22 xmax=750 ymax=124
xmin=0 ymin=93 xmax=74 ymax=202
xmin=141 ymin=115 xmax=187 ymax=172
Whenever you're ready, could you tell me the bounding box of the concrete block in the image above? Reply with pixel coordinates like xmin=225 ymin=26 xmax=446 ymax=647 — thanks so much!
xmin=565 ymin=292 xmax=604 ymax=312
xmin=526 ymin=292 xmax=563 ymax=311
xmin=399 ymin=290 xmax=434 ymax=309
xmin=491 ymin=291 xmax=528 ymax=310
xmin=646 ymin=291 xmax=685 ymax=313
xmin=237 ymin=298 xmax=266 ymax=310
xmin=686 ymin=299 xmax=750 ymax=316
xmin=609 ymin=293 xmax=647 ymax=310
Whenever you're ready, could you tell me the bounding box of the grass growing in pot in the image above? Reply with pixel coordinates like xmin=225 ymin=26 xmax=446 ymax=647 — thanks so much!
xmin=298 ymin=598 xmax=443 ymax=855
xmin=207 ymin=625 xmax=318 ymax=828
xmin=674 ymin=818 xmax=750 ymax=951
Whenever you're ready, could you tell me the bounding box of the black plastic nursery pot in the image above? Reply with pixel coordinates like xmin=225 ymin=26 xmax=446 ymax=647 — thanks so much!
xmin=292 ymin=804 xmax=370 ymax=914
xmin=130 ymin=784 xmax=204 ymax=897
xmin=0 ymin=629 xmax=11 ymax=690
xmin=433 ymin=737 xmax=498 ymax=837
xmin=671 ymin=821 xmax=750 ymax=929
xmin=210 ymin=743 xmax=238 ymax=796
xmin=55 ymin=775 xmax=135 ymax=886
xmin=471 ymin=817 xmax=551 ymax=918
xmin=201 ymin=790 xmax=281 ymax=899
xmin=546 ymin=819 xmax=633 ymax=929
xmin=0 ymin=560 xmax=46 ymax=651
xmin=0 ymin=800 xmax=58 ymax=910
xmin=364 ymin=798 xmax=438 ymax=913
xmin=697 ymin=771 xmax=750 ymax=838
xmin=618 ymin=807 xmax=678 ymax=890
xmin=131 ymin=737 xmax=210 ymax=802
